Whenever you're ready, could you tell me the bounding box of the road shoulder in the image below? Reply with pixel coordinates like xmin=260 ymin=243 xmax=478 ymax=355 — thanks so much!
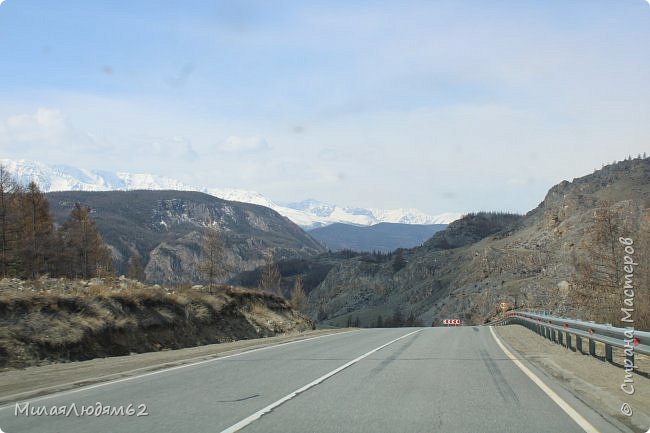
xmin=0 ymin=328 xmax=350 ymax=406
xmin=494 ymin=325 xmax=650 ymax=433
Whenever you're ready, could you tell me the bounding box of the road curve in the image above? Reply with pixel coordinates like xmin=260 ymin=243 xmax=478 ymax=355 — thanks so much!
xmin=0 ymin=327 xmax=618 ymax=433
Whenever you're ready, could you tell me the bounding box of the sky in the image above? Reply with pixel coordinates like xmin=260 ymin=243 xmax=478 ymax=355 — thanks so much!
xmin=0 ymin=0 xmax=648 ymax=215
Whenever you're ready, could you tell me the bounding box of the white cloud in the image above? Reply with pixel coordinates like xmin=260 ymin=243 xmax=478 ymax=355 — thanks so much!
xmin=0 ymin=107 xmax=111 ymax=165
xmin=217 ymin=135 xmax=269 ymax=153
xmin=148 ymin=136 xmax=200 ymax=162
xmin=1 ymin=108 xmax=67 ymax=145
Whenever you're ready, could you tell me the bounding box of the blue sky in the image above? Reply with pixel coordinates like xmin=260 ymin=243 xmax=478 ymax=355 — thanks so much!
xmin=0 ymin=0 xmax=648 ymax=215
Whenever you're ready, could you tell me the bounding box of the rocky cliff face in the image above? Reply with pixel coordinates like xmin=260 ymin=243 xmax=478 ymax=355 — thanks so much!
xmin=46 ymin=190 xmax=325 ymax=284
xmin=302 ymin=158 xmax=650 ymax=328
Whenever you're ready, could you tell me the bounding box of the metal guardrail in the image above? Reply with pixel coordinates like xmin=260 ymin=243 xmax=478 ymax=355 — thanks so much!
xmin=489 ymin=310 xmax=650 ymax=364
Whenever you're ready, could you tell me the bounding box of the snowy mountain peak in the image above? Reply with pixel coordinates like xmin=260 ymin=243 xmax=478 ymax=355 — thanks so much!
xmin=0 ymin=159 xmax=461 ymax=228
xmin=285 ymin=199 xmax=336 ymax=217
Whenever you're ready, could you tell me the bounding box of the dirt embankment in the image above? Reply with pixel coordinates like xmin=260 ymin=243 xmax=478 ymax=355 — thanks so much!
xmin=0 ymin=277 xmax=314 ymax=370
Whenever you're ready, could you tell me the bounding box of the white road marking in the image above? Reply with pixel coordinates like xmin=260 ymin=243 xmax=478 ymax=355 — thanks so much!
xmin=489 ymin=326 xmax=599 ymax=433
xmin=0 ymin=330 xmax=354 ymax=411
xmin=219 ymin=329 xmax=422 ymax=433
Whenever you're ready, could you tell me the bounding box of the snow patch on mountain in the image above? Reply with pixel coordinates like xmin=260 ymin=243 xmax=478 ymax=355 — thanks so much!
xmin=1 ymin=159 xmax=461 ymax=228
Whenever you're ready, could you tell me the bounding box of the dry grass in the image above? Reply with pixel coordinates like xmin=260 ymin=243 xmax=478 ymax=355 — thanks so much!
xmin=0 ymin=277 xmax=313 ymax=369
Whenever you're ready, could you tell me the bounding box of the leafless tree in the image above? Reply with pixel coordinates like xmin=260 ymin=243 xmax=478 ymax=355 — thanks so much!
xmin=60 ymin=203 xmax=113 ymax=279
xmin=0 ymin=165 xmax=19 ymax=277
xmin=258 ymin=251 xmax=282 ymax=296
xmin=291 ymin=276 xmax=306 ymax=311
xmin=571 ymin=206 xmax=623 ymax=322
xmin=197 ymin=228 xmax=231 ymax=293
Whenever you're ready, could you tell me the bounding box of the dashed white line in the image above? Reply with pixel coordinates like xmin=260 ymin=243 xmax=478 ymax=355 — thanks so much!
xmin=0 ymin=330 xmax=354 ymax=411
xmin=219 ymin=329 xmax=422 ymax=433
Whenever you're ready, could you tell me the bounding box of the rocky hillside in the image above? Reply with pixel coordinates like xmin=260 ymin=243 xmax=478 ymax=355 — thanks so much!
xmin=251 ymin=158 xmax=650 ymax=328
xmin=46 ymin=190 xmax=325 ymax=284
xmin=0 ymin=277 xmax=314 ymax=369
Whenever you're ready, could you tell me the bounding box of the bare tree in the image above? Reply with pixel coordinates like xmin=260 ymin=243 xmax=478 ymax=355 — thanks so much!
xmin=60 ymin=203 xmax=113 ymax=279
xmin=16 ymin=181 xmax=55 ymax=278
xmin=197 ymin=228 xmax=231 ymax=293
xmin=571 ymin=206 xmax=623 ymax=322
xmin=258 ymin=251 xmax=282 ymax=296
xmin=0 ymin=165 xmax=19 ymax=277
xmin=290 ymin=276 xmax=307 ymax=311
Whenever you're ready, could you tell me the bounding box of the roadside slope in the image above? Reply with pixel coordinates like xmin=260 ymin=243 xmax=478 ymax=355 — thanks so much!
xmin=0 ymin=278 xmax=313 ymax=370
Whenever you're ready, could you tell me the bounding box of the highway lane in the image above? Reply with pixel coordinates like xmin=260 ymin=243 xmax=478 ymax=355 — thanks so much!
xmin=0 ymin=327 xmax=617 ymax=433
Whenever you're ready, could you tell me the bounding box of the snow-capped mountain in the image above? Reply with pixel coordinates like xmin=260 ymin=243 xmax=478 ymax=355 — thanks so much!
xmin=1 ymin=159 xmax=461 ymax=228
xmin=284 ymin=199 xmax=458 ymax=227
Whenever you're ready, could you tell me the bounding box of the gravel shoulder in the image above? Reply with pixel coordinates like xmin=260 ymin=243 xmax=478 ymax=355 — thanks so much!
xmin=0 ymin=328 xmax=350 ymax=406
xmin=495 ymin=324 xmax=650 ymax=433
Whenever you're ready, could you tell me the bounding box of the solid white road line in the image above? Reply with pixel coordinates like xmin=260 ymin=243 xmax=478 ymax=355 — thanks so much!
xmin=219 ymin=329 xmax=422 ymax=433
xmin=0 ymin=330 xmax=355 ymax=411
xmin=489 ymin=326 xmax=599 ymax=433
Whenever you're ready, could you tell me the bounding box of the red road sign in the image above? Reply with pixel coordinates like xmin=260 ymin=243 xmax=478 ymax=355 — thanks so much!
xmin=443 ymin=319 xmax=461 ymax=325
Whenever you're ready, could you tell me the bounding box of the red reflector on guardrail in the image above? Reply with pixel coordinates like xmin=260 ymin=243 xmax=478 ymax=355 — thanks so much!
xmin=563 ymin=324 xmax=568 ymax=329
xmin=633 ymin=338 xmax=639 ymax=345
xmin=588 ymin=329 xmax=593 ymax=335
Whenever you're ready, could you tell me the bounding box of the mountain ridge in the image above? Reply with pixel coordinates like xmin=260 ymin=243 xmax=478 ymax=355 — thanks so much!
xmin=45 ymin=190 xmax=325 ymax=284
xmin=249 ymin=158 xmax=650 ymax=328
xmin=1 ymin=159 xmax=461 ymax=229
xmin=309 ymin=222 xmax=447 ymax=253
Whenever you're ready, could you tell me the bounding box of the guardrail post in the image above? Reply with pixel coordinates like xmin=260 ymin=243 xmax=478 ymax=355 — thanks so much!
xmin=589 ymin=339 xmax=596 ymax=356
xmin=605 ymin=344 xmax=613 ymax=362
xmin=565 ymin=333 xmax=572 ymax=350
xmin=576 ymin=335 xmax=583 ymax=353
xmin=558 ymin=331 xmax=564 ymax=346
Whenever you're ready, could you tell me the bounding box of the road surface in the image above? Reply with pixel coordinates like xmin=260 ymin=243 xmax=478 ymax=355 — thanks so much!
xmin=0 ymin=327 xmax=621 ymax=433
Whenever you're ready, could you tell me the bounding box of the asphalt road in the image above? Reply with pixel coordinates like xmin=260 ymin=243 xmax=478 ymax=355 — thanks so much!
xmin=0 ymin=327 xmax=621 ymax=433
